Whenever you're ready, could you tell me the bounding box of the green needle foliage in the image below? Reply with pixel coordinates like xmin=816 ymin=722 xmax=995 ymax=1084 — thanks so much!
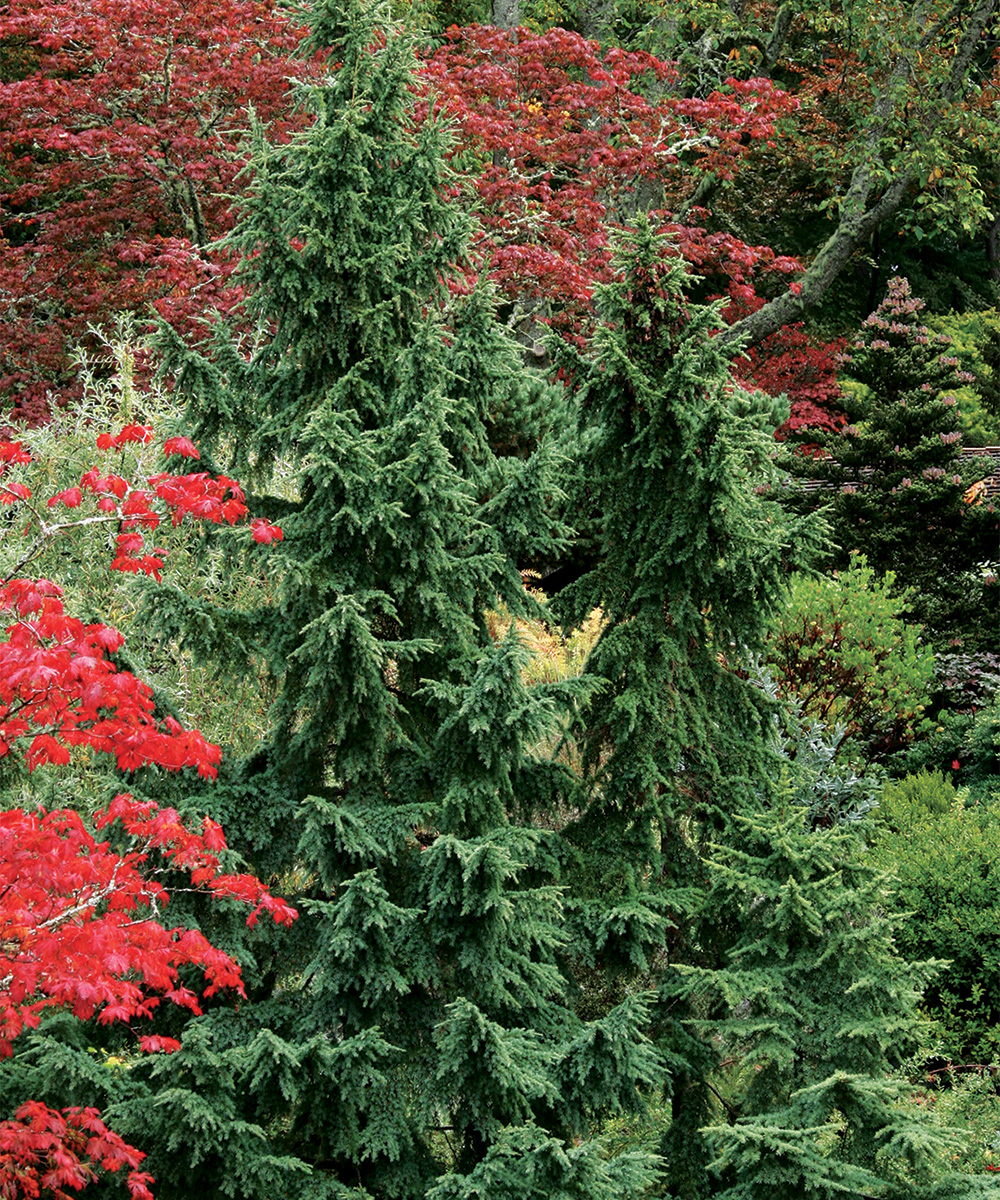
xmin=546 ymin=218 xmax=825 ymax=1194
xmin=550 ymin=219 xmax=823 ymax=969
xmin=672 ymin=793 xmax=999 ymax=1200
xmin=86 ymin=2 xmax=663 ymax=1196
xmin=868 ymin=782 xmax=1000 ymax=1062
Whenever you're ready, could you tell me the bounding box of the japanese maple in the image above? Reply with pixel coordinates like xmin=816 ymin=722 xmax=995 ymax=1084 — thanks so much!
xmin=0 ymin=794 xmax=296 ymax=1200
xmin=419 ymin=27 xmax=852 ymax=431
xmin=732 ymin=321 xmax=846 ymax=439
xmin=0 ymin=8 xmax=820 ymax=422
xmin=0 ymin=424 xmax=290 ymax=1199
xmin=4 ymin=0 xmax=999 ymax=430
xmin=1 ymin=1102 xmax=154 ymax=1200
xmin=2 ymin=3 xmax=848 ymax=436
xmin=0 ymin=0 xmax=309 ymax=419
xmin=0 ymin=425 xmax=282 ymax=773
xmin=422 ymin=25 xmax=802 ymax=333
xmin=0 ymin=793 xmax=296 ymax=1054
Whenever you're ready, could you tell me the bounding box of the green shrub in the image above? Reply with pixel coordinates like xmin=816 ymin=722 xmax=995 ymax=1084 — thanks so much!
xmin=867 ymin=792 xmax=1000 ymax=1062
xmin=890 ymin=707 xmax=972 ymax=783
xmin=960 ymin=692 xmax=1000 ymax=803
xmin=895 ymin=1058 xmax=1000 ymax=1179
xmin=879 ymin=770 xmax=958 ymax=818
xmin=925 ymin=309 xmax=1000 ymax=445
xmin=765 ymin=556 xmax=935 ymax=762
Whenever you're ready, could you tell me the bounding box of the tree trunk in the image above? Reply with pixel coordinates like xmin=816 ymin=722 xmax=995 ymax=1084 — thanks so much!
xmin=988 ymin=162 xmax=1000 ymax=285
xmin=491 ymin=0 xmax=518 ymax=32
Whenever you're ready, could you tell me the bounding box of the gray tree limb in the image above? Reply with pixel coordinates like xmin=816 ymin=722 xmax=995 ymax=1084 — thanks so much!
xmin=718 ymin=0 xmax=998 ymax=349
xmin=761 ymin=2 xmax=794 ymax=75
xmin=491 ymin=0 xmax=519 ymax=33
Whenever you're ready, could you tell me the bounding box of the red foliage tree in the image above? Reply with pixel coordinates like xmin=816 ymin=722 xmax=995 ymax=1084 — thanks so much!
xmin=1 ymin=793 xmax=296 ymax=1052
xmin=422 ymin=26 xmax=846 ymax=430
xmin=1 ymin=1102 xmax=154 ymax=1200
xmin=0 ymin=426 xmax=290 ymax=1199
xmin=0 ymin=792 xmax=295 ymax=1200
xmin=1 ymin=6 xmax=846 ymax=432
xmin=423 ymin=25 xmax=803 ymax=334
xmin=731 ymin=323 xmax=846 ymax=438
xmin=0 ymin=0 xmax=307 ymax=419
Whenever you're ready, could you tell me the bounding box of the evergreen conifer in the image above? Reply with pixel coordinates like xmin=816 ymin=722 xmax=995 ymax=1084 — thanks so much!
xmin=673 ymin=793 xmax=999 ymax=1199
xmin=784 ymin=277 xmax=998 ymax=645
xmin=85 ymin=2 xmax=661 ymax=1195
xmin=546 ymin=218 xmax=824 ymax=1196
xmin=971 ymin=315 xmax=1000 ymax=418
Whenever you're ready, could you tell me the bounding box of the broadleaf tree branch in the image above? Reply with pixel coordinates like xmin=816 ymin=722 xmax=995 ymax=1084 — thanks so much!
xmin=719 ymin=0 xmax=998 ymax=350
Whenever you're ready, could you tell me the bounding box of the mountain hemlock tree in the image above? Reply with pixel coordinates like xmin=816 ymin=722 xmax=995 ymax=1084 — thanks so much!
xmin=783 ymin=276 xmax=998 ymax=646
xmin=71 ymin=2 xmax=665 ymax=1197
xmin=545 ymin=218 xmax=825 ymax=1197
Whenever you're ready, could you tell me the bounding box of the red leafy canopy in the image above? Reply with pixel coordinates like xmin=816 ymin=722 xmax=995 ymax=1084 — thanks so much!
xmin=0 ymin=794 xmax=296 ymax=1199
xmin=0 ymin=427 xmax=290 ymax=1199
xmin=0 ymin=793 xmax=295 ymax=1054
xmin=733 ymin=323 xmax=847 ymax=438
xmin=0 ymin=423 xmax=294 ymax=1042
xmin=0 ymin=577 xmax=221 ymax=777
xmin=421 ymin=28 xmax=845 ymax=430
xmin=1 ymin=7 xmax=842 ymax=430
xmin=0 ymin=1102 xmax=153 ymax=1200
xmin=0 ymin=8 xmax=813 ymax=409
xmin=0 ymin=0 xmax=308 ymax=418
xmin=422 ymin=26 xmax=802 ymax=330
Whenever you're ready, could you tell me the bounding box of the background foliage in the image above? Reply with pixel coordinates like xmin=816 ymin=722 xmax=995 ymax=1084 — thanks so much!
xmin=0 ymin=0 xmax=998 ymax=1196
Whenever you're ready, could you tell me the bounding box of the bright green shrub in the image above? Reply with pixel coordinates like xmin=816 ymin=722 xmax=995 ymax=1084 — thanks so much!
xmin=765 ymin=556 xmax=935 ymax=762
xmin=867 ymin=792 xmax=1000 ymax=1062
xmin=919 ymin=1067 xmax=1000 ymax=1177
xmin=925 ymin=309 xmax=1000 ymax=445
xmin=880 ymin=770 xmax=958 ymax=818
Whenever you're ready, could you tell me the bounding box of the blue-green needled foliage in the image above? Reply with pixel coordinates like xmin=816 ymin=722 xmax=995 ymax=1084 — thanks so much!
xmin=93 ymin=1 xmax=663 ymax=1196
xmin=671 ymin=794 xmax=1000 ymax=1200
xmin=545 ymin=218 xmax=826 ymax=1195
